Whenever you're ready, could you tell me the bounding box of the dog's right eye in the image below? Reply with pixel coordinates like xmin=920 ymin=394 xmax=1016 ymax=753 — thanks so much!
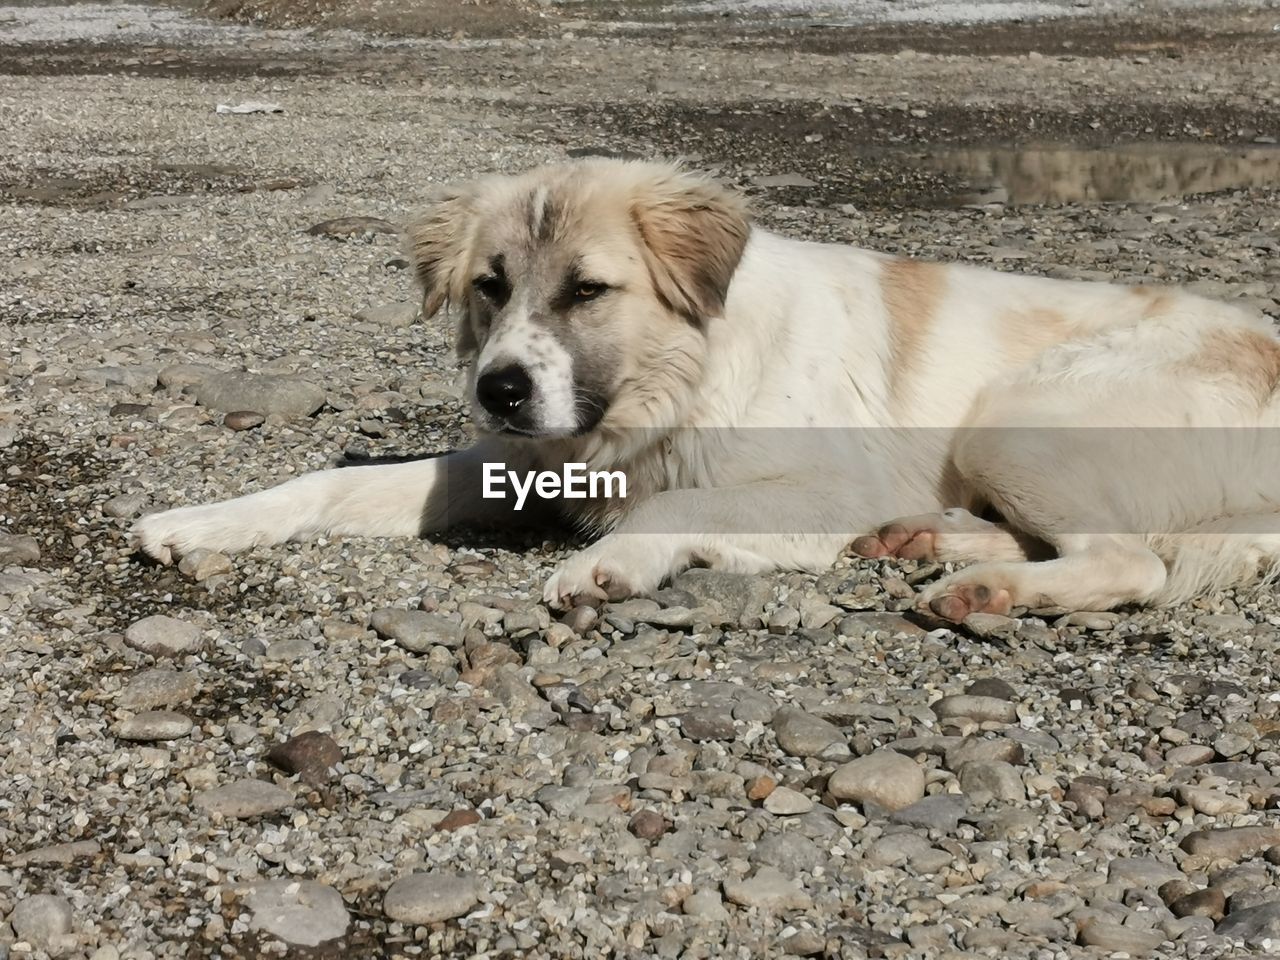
xmin=472 ymin=275 xmax=508 ymax=304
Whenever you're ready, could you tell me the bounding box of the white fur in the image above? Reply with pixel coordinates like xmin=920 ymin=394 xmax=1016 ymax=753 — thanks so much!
xmin=132 ymin=163 xmax=1280 ymax=619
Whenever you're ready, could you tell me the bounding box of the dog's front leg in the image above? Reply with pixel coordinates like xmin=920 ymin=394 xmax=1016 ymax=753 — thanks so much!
xmin=131 ymin=439 xmax=529 ymax=564
xmin=543 ymin=482 xmax=858 ymax=609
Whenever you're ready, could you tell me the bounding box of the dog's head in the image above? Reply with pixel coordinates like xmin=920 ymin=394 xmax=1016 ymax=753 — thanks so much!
xmin=406 ymin=160 xmax=751 ymax=439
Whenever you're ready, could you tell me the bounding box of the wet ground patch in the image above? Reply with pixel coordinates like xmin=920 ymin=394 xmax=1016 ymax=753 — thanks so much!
xmin=556 ymin=98 xmax=1280 ymax=209
xmin=0 ymin=160 xmax=307 ymax=209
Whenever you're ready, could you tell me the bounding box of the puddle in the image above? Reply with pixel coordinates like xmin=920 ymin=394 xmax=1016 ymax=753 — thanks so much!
xmin=912 ymin=142 xmax=1280 ymax=206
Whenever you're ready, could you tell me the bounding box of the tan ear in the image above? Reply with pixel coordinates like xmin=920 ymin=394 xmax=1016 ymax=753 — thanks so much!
xmin=630 ymin=170 xmax=751 ymax=323
xmin=404 ymin=185 xmax=477 ymax=350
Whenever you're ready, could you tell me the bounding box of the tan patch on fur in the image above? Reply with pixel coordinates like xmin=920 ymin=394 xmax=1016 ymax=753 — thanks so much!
xmin=880 ymin=259 xmax=943 ymax=403
xmin=998 ymin=307 xmax=1078 ymax=366
xmin=1193 ymin=327 xmax=1280 ymax=404
xmin=1129 ymin=286 xmax=1176 ymax=319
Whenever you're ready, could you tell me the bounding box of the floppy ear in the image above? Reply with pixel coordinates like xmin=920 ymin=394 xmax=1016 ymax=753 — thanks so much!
xmin=630 ymin=170 xmax=751 ymax=323
xmin=405 ymin=185 xmax=477 ymax=353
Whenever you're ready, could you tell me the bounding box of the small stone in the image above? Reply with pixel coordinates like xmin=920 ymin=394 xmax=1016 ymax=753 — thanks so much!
xmin=1110 ymin=858 xmax=1185 ymax=889
xmin=356 ymin=301 xmax=420 ymax=328
xmin=763 ymin=787 xmax=813 ymax=816
xmin=435 ymin=809 xmax=482 ymax=832
xmin=1169 ymin=887 xmax=1225 ymax=920
xmin=753 ymin=172 xmax=817 ymax=188
xmin=682 ymin=888 xmax=730 ymax=921
xmin=224 ymin=410 xmax=265 ymax=431
xmin=965 ymin=678 xmax=1017 ymax=700
xmin=1168 ymin=744 xmax=1215 ymax=766
xmin=1180 ymin=826 xmax=1280 ymax=861
xmin=265 ymin=637 xmax=315 ymax=661
xmin=828 ymin=751 xmax=925 ymax=812
xmin=194 ymin=372 xmax=325 ymax=418
xmin=1077 ymin=919 xmax=1165 ymax=954
xmin=1217 ymin=900 xmax=1280 ymax=943
xmin=177 ymin=548 xmax=233 ymax=582
xmin=0 ymin=533 xmax=41 ymax=565
xmin=746 ymin=775 xmax=777 ymax=801
xmin=266 ymin=731 xmax=343 ymax=786
xmin=889 ymin=794 xmax=969 ymax=832
xmin=782 ymin=930 xmax=826 ymax=956
xmin=11 ymin=894 xmax=74 ymax=950
xmin=114 ymin=710 xmax=193 ymax=741
xmin=1175 ymin=785 xmax=1249 ymax=816
xmin=931 ymin=695 xmax=1017 ymax=724
xmin=370 ymin=608 xmax=463 ymax=651
xmin=116 ymin=669 xmax=198 ymax=710
xmin=723 ymin=867 xmax=813 ymax=911
xmin=629 ymin=810 xmax=670 ymax=840
xmin=680 ymin=707 xmax=737 ymax=741
xmin=124 ymin=615 xmax=202 ymax=656
xmin=959 ymin=761 xmax=1025 ymax=803
xmin=1065 ymin=777 xmax=1108 ymax=818
xmin=771 ymin=706 xmax=850 ymax=760
xmin=245 ymin=880 xmax=349 ymax=947
xmin=103 ymin=493 xmax=146 ymax=518
xmin=383 ymin=872 xmax=479 ymax=924
xmin=10 ymin=840 xmax=101 ymax=867
xmin=196 ymin=779 xmax=294 ymax=819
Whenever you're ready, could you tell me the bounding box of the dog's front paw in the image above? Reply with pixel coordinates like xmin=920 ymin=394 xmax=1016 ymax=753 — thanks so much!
xmin=543 ymin=535 xmax=674 ymax=611
xmin=129 ymin=504 xmax=238 ymax=565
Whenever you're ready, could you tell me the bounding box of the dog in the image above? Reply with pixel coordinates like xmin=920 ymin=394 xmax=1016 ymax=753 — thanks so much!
xmin=132 ymin=158 xmax=1280 ymax=620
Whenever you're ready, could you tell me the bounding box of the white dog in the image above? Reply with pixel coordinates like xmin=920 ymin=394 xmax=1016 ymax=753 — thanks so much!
xmin=133 ymin=159 xmax=1280 ymax=620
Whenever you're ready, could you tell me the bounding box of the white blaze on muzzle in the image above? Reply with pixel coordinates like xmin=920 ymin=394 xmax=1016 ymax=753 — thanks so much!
xmin=476 ymin=307 xmax=579 ymax=435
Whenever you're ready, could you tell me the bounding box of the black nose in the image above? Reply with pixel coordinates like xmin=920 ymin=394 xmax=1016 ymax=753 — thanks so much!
xmin=477 ymin=365 xmax=533 ymax=418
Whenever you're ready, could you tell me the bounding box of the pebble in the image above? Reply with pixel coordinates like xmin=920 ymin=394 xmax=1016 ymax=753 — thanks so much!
xmin=1176 ymin=784 xmax=1249 ymax=816
xmin=177 ymin=548 xmax=233 ymax=581
xmin=722 ymin=867 xmax=813 ymax=911
xmin=113 ymin=710 xmax=193 ymax=741
xmin=1217 ymin=900 xmax=1280 ymax=943
xmin=771 ymin=706 xmax=851 ymax=760
xmin=245 ymin=880 xmax=349 ymax=947
xmin=102 ymin=492 xmax=146 ymax=518
xmin=931 ymin=694 xmax=1017 ymax=724
xmin=680 ymin=707 xmax=737 ymax=741
xmin=1077 ymin=919 xmax=1165 ymax=954
xmin=370 ymin=608 xmax=463 ymax=651
xmin=195 ymin=779 xmax=294 ymax=818
xmin=10 ymin=840 xmax=101 ymax=867
xmin=629 ymin=810 xmax=670 ymax=840
xmin=123 ymin=615 xmax=202 ymax=656
xmin=763 ymin=786 xmax=814 ymax=815
xmin=224 ymin=410 xmax=266 ymax=431
xmin=266 ymin=731 xmax=343 ymax=786
xmin=193 ymin=372 xmax=325 ymax=418
xmin=1168 ymin=744 xmax=1215 ymax=766
xmin=683 ymin=889 xmax=730 ymax=922
xmin=958 ymin=761 xmax=1025 ymax=803
xmin=1181 ymin=826 xmax=1280 ymax=860
xmin=890 ymin=794 xmax=969 ymax=832
xmin=306 ymin=215 xmax=398 ymax=238
xmin=116 ymin=669 xmax=198 ymax=710
xmin=383 ymin=872 xmax=479 ymax=924
xmin=355 ymin=301 xmax=420 ymax=327
xmin=828 ymin=751 xmax=925 ymax=811
xmin=11 ymin=894 xmax=73 ymax=951
xmin=0 ymin=533 xmax=41 ymax=565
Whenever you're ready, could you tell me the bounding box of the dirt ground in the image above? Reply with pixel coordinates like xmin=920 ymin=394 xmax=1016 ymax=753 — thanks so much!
xmin=3 ymin=0 xmax=1280 ymax=958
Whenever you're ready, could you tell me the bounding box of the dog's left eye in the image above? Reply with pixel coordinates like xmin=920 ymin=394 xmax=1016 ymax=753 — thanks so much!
xmin=574 ymin=281 xmax=607 ymax=301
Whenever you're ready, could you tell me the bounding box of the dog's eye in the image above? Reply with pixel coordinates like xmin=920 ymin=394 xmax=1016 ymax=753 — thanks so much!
xmin=472 ymin=275 xmax=508 ymax=303
xmin=574 ymin=281 xmax=607 ymax=301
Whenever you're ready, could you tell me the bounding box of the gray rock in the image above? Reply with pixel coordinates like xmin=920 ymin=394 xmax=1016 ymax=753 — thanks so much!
xmin=355 ymin=301 xmax=420 ymax=328
xmin=9 ymin=840 xmax=101 ymax=867
xmin=671 ymin=569 xmax=772 ymax=625
xmin=1181 ymin=827 xmax=1280 ymax=861
xmin=836 ymin=612 xmax=926 ymax=638
xmin=383 ymin=872 xmax=479 ymax=924
xmin=680 ymin=707 xmax=737 ymax=741
xmin=931 ymin=694 xmax=1018 ymax=724
xmin=771 ymin=706 xmax=850 ymax=760
xmin=753 ymin=173 xmax=817 ymax=188
xmin=196 ymin=779 xmax=294 ymax=819
xmin=306 ymin=216 xmax=398 ymax=238
xmin=102 ymin=493 xmax=146 ymax=518
xmin=723 ymin=867 xmax=813 ymax=911
xmin=751 ymin=834 xmax=825 ymax=875
xmin=124 ymin=615 xmax=202 ymax=657
xmin=116 ymin=669 xmax=198 ymax=710
xmin=828 ymin=751 xmax=925 ymax=812
xmin=177 ymin=548 xmax=233 ymax=582
xmin=194 ymin=372 xmax=325 ymax=418
xmin=114 ymin=710 xmax=193 ymax=741
xmin=1078 ymin=919 xmax=1166 ymax=954
xmin=158 ymin=362 xmax=221 ymax=390
xmin=1110 ymin=858 xmax=1185 ymax=889
xmin=763 ymin=787 xmax=814 ymax=816
xmin=890 ymin=794 xmax=969 ymax=832
xmin=958 ymin=761 xmax=1025 ymax=803
xmin=535 ymin=785 xmax=589 ymax=817
xmin=245 ymin=880 xmax=349 ymax=947
xmin=0 ymin=533 xmax=41 ymax=565
xmin=11 ymin=894 xmax=73 ymax=950
xmin=1218 ymin=900 xmax=1280 ymax=943
xmin=682 ymin=888 xmax=730 ymax=921
xmin=265 ymin=637 xmax=315 ymax=661
xmin=370 ymin=608 xmax=463 ymax=651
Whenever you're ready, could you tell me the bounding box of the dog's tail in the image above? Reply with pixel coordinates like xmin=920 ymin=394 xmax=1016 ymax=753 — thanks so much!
xmin=1148 ymin=521 xmax=1280 ymax=604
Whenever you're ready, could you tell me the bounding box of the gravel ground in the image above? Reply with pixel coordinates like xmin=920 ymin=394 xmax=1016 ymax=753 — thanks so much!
xmin=4 ymin=1 xmax=1280 ymax=958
